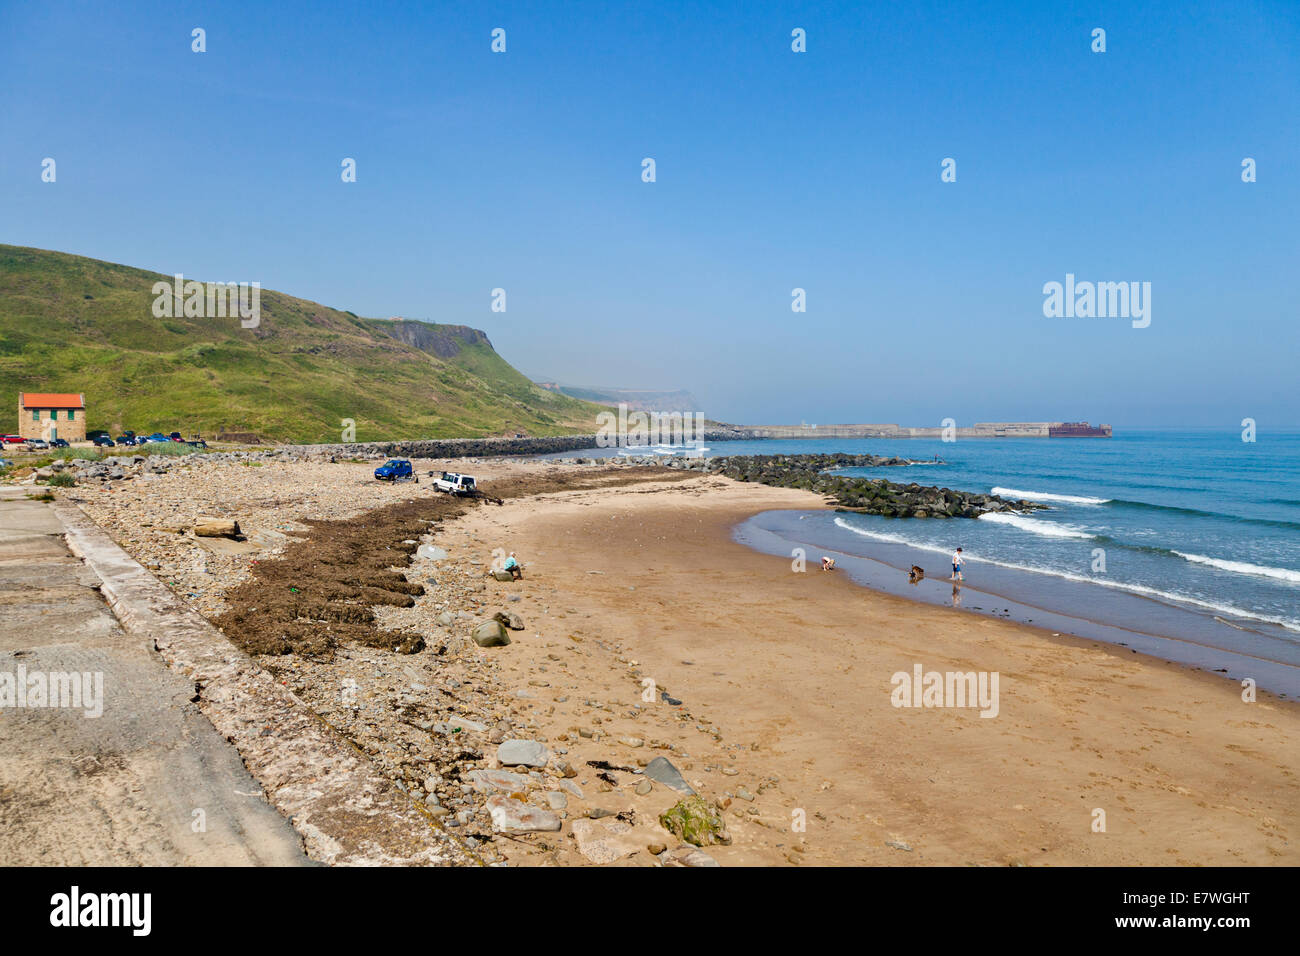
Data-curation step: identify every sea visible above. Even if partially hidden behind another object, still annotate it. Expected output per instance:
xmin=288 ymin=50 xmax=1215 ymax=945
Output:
xmin=549 ymin=430 xmax=1300 ymax=696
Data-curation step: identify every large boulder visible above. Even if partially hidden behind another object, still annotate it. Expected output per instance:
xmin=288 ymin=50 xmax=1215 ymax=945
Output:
xmin=471 ymin=619 xmax=511 ymax=647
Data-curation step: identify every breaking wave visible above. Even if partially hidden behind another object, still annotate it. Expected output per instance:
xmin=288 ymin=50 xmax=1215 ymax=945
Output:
xmin=992 ymin=486 xmax=1111 ymax=505
xmin=977 ymin=512 xmax=1098 ymax=539
xmin=1172 ymin=552 xmax=1300 ymax=584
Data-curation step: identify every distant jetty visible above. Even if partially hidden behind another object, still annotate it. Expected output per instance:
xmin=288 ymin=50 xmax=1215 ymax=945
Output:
xmin=712 ymin=422 xmax=1111 ymax=439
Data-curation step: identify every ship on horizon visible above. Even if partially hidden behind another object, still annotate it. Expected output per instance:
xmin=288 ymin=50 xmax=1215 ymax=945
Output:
xmin=1048 ymin=422 xmax=1112 ymax=438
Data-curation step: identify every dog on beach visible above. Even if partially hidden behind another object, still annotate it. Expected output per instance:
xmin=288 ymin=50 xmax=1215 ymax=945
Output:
xmin=908 ymin=565 xmax=925 ymax=583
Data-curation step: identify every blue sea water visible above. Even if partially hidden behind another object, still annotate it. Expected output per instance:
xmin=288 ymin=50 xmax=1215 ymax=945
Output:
xmin=803 ymin=430 xmax=1298 ymax=628
xmin=550 ymin=429 xmax=1300 ymax=693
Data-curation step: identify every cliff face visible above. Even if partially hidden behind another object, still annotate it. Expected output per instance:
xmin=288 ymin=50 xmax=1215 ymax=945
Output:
xmin=381 ymin=319 xmax=491 ymax=359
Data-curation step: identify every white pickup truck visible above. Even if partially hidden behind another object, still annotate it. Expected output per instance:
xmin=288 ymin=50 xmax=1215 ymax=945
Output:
xmin=433 ymin=472 xmax=478 ymax=495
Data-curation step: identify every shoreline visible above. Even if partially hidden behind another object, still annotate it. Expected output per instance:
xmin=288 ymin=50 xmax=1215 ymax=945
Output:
xmin=65 ymin=458 xmax=1300 ymax=865
xmin=735 ymin=509 xmax=1300 ymax=699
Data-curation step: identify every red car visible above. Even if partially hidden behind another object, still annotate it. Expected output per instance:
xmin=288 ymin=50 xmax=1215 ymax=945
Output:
xmin=1 ymin=435 xmax=25 ymax=445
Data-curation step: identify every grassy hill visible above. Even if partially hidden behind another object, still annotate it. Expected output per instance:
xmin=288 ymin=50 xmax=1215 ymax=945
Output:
xmin=0 ymin=245 xmax=602 ymax=443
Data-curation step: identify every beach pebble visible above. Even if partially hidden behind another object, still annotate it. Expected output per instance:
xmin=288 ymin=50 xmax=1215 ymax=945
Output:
xmin=464 ymin=769 xmax=530 ymax=794
xmin=486 ymin=795 xmax=561 ymax=833
xmin=496 ymin=739 xmax=550 ymax=768
xmin=661 ymin=845 xmax=721 ymax=867
xmin=492 ymin=610 xmax=525 ymax=630
xmin=570 ymin=819 xmax=641 ymax=864
xmin=643 ymin=756 xmax=695 ymax=795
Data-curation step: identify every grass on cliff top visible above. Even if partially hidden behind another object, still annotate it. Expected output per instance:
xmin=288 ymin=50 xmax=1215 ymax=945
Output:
xmin=0 ymin=244 xmax=605 ymax=443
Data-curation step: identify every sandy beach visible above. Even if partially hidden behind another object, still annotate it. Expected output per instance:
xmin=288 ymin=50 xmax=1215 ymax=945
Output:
xmin=454 ymin=469 xmax=1300 ymax=865
xmin=69 ymin=457 xmax=1300 ymax=865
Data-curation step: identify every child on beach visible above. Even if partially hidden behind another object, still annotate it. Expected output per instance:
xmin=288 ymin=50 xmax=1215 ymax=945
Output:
xmin=821 ymin=556 xmax=836 ymax=571
xmin=952 ymin=547 xmax=964 ymax=581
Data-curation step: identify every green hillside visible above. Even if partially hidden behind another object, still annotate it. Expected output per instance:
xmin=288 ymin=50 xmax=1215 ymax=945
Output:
xmin=0 ymin=245 xmax=602 ymax=442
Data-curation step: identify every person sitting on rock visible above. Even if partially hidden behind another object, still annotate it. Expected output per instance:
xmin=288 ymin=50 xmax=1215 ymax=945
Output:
xmin=504 ymin=551 xmax=523 ymax=580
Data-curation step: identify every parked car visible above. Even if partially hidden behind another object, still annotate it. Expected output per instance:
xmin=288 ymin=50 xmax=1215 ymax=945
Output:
xmin=50 ymin=438 xmax=70 ymax=448
xmin=146 ymin=433 xmax=169 ymax=443
xmin=186 ymin=439 xmax=208 ymax=449
xmin=25 ymin=439 xmax=49 ymax=451
xmin=113 ymin=436 xmax=131 ymax=446
xmin=169 ymin=432 xmax=184 ymax=442
xmin=433 ymin=472 xmax=478 ymax=495
xmin=1 ymin=435 xmax=24 ymax=445
xmin=374 ymin=459 xmax=417 ymax=482
xmin=95 ymin=436 xmax=117 ymax=447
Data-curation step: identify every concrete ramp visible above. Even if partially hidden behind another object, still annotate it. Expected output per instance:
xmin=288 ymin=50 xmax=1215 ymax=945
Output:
xmin=0 ymin=488 xmax=310 ymax=865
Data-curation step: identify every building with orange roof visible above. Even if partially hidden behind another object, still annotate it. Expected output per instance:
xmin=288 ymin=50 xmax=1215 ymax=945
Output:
xmin=18 ymin=393 xmax=86 ymax=441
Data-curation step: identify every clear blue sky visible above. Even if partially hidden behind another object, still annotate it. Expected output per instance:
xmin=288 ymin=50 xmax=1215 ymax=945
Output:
xmin=2 ymin=1 xmax=1297 ymax=427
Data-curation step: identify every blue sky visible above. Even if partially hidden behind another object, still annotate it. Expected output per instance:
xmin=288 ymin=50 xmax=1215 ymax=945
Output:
xmin=2 ymin=1 xmax=1297 ymax=427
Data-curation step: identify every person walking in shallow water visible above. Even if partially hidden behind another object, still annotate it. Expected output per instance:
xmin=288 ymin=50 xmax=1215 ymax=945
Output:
xmin=952 ymin=547 xmax=965 ymax=582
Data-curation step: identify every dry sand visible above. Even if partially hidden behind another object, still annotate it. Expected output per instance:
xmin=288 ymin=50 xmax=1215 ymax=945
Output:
xmin=456 ymin=471 xmax=1300 ymax=866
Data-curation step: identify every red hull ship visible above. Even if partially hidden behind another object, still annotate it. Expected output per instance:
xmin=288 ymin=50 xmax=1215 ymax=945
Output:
xmin=1049 ymin=422 xmax=1112 ymax=437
